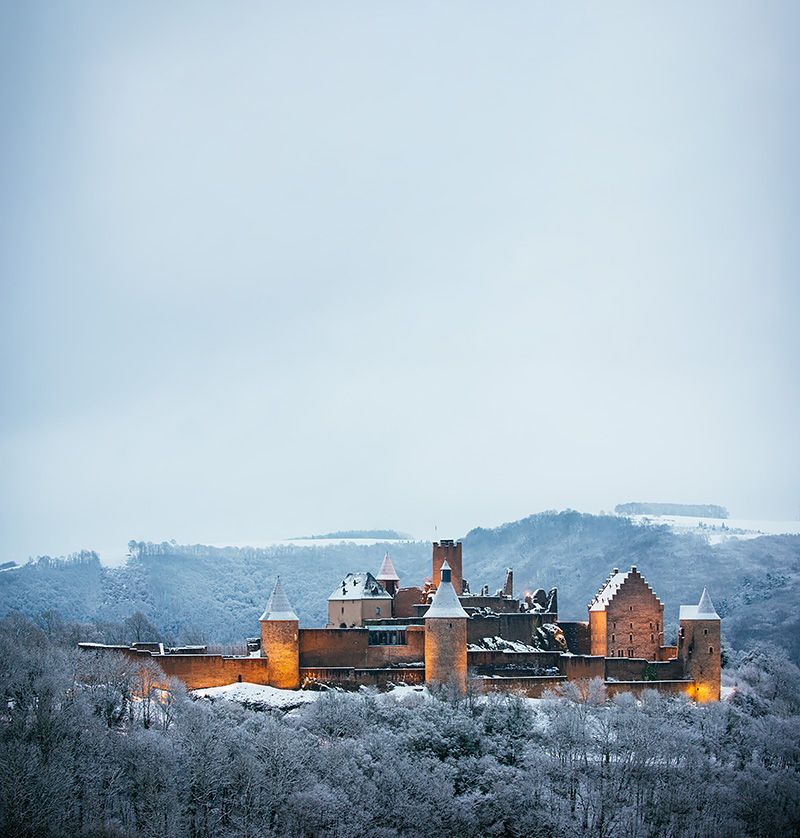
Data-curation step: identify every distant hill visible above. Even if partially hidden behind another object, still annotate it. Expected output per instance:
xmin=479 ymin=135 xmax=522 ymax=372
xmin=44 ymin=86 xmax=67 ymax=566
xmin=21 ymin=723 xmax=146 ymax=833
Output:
xmin=1 ymin=512 xmax=797 ymax=661
xmin=615 ymin=502 xmax=729 ymax=518
xmin=291 ymin=529 xmax=412 ymax=540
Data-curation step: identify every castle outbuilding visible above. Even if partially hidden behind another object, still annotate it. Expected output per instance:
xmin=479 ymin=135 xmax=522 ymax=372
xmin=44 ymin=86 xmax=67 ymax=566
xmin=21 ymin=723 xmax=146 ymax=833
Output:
xmin=327 ymin=571 xmax=393 ymax=627
xmin=259 ymin=578 xmax=300 ymax=689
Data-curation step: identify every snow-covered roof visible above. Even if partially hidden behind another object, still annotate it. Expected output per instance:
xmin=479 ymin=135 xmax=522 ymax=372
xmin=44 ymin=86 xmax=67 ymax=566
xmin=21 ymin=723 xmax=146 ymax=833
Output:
xmin=260 ymin=578 xmax=299 ymax=621
xmin=376 ymin=552 xmax=400 ymax=581
xmin=328 ymin=572 xmax=393 ymax=601
xmin=589 ymin=570 xmax=629 ymax=611
xmin=425 ymin=561 xmax=469 ymax=619
xmin=679 ymin=588 xmax=720 ymax=621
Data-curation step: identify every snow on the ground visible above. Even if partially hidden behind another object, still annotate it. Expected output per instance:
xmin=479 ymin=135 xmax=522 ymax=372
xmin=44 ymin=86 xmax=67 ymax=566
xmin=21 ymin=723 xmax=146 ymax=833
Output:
xmin=194 ymin=682 xmax=321 ymax=710
xmin=626 ymin=514 xmax=800 ymax=544
xmin=193 ymin=680 xmax=431 ymax=711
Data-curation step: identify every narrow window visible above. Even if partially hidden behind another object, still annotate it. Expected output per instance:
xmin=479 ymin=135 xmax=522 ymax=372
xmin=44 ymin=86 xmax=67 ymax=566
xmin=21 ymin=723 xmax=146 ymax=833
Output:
xmin=629 ymin=634 xmax=633 ymax=643
xmin=703 ymin=628 xmax=708 ymax=636
xmin=649 ymin=622 xmax=653 ymax=629
xmin=650 ymin=633 xmax=654 ymax=642
xmin=341 ymin=606 xmax=344 ymax=614
xmin=709 ymin=647 xmax=714 ymax=655
xmin=629 ymin=606 xmax=633 ymax=612
xmin=376 ymin=606 xmax=381 ymax=616
xmin=630 ymin=622 xmax=633 ymax=629
xmin=611 ymin=634 xmax=615 ymax=642
xmin=656 ymin=622 xmax=659 ymax=632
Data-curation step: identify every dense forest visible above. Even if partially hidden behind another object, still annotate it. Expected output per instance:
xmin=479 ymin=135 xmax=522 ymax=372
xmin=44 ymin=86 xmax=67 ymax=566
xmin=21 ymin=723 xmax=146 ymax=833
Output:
xmin=0 ymin=613 xmax=798 ymax=837
xmin=1 ymin=512 xmax=798 ymax=660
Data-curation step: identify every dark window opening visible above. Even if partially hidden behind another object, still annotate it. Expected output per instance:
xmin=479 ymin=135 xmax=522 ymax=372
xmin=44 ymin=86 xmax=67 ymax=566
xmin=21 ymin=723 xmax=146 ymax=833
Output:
xmin=368 ymin=629 xmax=408 ymax=647
xmin=709 ymin=646 xmax=714 ymax=655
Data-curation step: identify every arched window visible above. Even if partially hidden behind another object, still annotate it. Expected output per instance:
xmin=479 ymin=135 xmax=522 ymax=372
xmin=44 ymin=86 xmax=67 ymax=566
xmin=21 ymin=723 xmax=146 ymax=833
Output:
xmin=709 ymin=646 xmax=714 ymax=655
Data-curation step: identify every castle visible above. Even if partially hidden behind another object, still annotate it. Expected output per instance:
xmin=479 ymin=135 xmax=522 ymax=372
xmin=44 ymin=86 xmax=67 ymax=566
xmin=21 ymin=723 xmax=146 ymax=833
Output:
xmin=80 ymin=540 xmax=721 ymax=701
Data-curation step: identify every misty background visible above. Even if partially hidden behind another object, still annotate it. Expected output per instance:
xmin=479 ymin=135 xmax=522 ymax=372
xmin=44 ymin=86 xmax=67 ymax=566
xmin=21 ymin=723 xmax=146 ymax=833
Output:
xmin=1 ymin=2 xmax=799 ymax=566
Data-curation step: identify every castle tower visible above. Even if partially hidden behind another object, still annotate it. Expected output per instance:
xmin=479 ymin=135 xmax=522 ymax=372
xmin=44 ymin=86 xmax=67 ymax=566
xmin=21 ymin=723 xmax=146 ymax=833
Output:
xmin=678 ymin=588 xmax=721 ymax=702
xmin=424 ymin=560 xmax=469 ymax=693
xmin=376 ymin=552 xmax=400 ymax=596
xmin=432 ymin=540 xmax=463 ymax=595
xmin=259 ymin=578 xmax=300 ymax=689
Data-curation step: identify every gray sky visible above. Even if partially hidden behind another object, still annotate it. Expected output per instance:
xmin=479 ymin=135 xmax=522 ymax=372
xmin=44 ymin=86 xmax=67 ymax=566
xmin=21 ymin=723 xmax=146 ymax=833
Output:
xmin=1 ymin=2 xmax=798 ymax=564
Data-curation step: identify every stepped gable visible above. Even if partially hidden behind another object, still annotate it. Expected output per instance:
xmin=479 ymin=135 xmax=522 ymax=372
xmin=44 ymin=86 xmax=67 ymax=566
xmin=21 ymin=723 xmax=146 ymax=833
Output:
xmin=376 ymin=552 xmax=399 ymax=582
xmin=260 ymin=578 xmax=298 ymax=622
xmin=589 ymin=565 xmax=663 ymax=611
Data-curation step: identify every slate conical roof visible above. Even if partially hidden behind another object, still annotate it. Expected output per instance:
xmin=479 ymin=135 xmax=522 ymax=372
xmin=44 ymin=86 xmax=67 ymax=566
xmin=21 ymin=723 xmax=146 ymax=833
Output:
xmin=696 ymin=587 xmax=719 ymax=618
xmin=426 ymin=561 xmax=468 ymax=619
xmin=260 ymin=578 xmax=299 ymax=621
xmin=679 ymin=587 xmax=720 ymax=621
xmin=376 ymin=552 xmax=400 ymax=582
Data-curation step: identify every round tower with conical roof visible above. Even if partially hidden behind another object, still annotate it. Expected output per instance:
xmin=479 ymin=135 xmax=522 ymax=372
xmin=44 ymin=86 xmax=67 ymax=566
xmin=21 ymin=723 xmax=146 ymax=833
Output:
xmin=678 ymin=587 xmax=721 ymax=702
xmin=424 ymin=560 xmax=469 ymax=693
xmin=260 ymin=578 xmax=300 ymax=689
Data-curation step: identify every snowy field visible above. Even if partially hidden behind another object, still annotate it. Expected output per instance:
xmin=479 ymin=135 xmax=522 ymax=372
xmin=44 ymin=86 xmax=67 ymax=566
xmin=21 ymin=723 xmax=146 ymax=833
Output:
xmin=625 ymin=514 xmax=800 ymax=544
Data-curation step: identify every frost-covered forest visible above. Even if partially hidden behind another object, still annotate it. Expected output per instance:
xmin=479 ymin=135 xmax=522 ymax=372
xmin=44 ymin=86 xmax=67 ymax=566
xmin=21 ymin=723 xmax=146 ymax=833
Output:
xmin=1 ymin=512 xmax=798 ymax=661
xmin=0 ymin=613 xmax=798 ymax=837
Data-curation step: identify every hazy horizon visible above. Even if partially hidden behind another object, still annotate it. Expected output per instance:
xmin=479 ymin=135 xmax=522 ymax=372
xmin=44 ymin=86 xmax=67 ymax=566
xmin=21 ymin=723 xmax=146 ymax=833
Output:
xmin=2 ymin=3 xmax=799 ymax=566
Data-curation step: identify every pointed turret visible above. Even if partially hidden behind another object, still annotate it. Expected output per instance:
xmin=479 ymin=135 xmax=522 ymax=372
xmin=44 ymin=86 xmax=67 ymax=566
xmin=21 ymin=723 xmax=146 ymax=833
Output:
xmin=259 ymin=578 xmax=300 ymax=689
xmin=376 ymin=552 xmax=400 ymax=596
xmin=426 ymin=561 xmax=468 ymax=618
xmin=696 ymin=588 xmax=719 ymax=618
xmin=260 ymin=577 xmax=299 ymax=621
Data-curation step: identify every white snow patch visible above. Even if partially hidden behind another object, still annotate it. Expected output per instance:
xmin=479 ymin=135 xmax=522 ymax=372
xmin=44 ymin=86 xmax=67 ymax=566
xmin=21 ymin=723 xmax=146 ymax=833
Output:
xmin=626 ymin=514 xmax=800 ymax=543
xmin=194 ymin=682 xmax=320 ymax=710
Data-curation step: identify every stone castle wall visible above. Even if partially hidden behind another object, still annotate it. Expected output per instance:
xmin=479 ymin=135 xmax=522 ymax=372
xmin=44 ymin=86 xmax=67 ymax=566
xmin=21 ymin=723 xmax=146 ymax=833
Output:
xmin=299 ymin=626 xmax=424 ymax=669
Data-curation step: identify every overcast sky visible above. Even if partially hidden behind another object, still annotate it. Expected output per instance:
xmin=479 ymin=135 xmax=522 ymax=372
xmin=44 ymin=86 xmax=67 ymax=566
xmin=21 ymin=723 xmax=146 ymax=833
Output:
xmin=1 ymin=2 xmax=798 ymax=564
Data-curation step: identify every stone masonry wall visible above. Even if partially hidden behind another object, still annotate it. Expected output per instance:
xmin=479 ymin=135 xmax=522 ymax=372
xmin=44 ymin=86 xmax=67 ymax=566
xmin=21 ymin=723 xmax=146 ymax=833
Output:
xmin=604 ymin=569 xmax=664 ymax=660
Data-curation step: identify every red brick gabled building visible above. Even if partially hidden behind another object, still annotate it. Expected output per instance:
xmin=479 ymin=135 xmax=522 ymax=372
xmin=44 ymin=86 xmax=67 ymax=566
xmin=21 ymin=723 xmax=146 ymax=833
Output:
xmin=589 ymin=566 xmax=664 ymax=659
